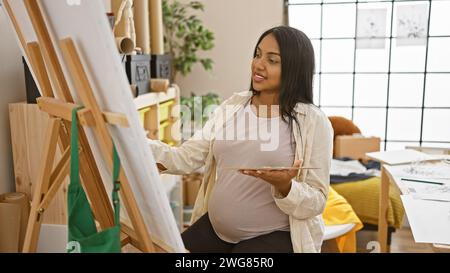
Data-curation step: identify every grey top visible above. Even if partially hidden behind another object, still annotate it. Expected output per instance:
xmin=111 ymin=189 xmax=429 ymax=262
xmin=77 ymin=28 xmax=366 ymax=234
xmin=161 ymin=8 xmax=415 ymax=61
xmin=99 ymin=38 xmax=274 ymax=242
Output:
xmin=209 ymin=101 xmax=295 ymax=243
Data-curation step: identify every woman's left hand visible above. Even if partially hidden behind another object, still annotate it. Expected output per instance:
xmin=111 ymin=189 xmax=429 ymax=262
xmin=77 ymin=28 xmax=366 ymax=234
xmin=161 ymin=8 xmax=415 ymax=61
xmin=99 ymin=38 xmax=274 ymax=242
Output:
xmin=240 ymin=160 xmax=302 ymax=197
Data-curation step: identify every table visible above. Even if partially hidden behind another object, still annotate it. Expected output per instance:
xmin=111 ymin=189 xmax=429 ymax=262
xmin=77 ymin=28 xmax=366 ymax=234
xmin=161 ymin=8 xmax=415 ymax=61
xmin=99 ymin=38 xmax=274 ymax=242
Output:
xmin=375 ymin=156 xmax=450 ymax=253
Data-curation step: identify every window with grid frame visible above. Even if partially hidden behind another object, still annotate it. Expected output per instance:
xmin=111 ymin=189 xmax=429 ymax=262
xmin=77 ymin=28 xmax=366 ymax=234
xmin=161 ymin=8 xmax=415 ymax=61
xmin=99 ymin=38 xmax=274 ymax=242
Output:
xmin=287 ymin=0 xmax=450 ymax=151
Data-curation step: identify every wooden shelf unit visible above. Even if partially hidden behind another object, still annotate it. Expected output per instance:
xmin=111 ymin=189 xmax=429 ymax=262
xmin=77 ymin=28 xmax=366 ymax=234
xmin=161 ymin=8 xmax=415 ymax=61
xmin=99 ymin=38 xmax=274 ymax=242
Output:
xmin=134 ymin=87 xmax=183 ymax=231
xmin=134 ymin=86 xmax=180 ymax=146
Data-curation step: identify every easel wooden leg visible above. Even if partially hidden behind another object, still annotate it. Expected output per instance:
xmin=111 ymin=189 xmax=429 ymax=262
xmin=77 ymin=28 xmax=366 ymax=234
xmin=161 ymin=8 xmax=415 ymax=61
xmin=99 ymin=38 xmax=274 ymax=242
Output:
xmin=59 ymin=38 xmax=156 ymax=253
xmin=77 ymin=136 xmax=116 ymax=228
xmin=39 ymin=147 xmax=71 ymax=211
xmin=24 ymin=0 xmax=72 ymax=101
xmin=26 ymin=42 xmax=53 ymax=97
xmin=378 ymin=166 xmax=390 ymax=253
xmin=22 ymin=118 xmax=61 ymax=253
xmin=23 ymin=0 xmax=116 ymax=231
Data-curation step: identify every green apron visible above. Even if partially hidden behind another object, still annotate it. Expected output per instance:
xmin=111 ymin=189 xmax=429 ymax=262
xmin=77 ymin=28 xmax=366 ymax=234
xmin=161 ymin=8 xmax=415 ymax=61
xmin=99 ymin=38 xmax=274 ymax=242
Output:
xmin=67 ymin=106 xmax=121 ymax=253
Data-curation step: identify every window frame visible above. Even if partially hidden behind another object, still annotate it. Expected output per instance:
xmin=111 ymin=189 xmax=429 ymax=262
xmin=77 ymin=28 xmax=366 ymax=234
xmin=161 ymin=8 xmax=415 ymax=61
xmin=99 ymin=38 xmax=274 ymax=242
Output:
xmin=287 ymin=0 xmax=450 ymax=150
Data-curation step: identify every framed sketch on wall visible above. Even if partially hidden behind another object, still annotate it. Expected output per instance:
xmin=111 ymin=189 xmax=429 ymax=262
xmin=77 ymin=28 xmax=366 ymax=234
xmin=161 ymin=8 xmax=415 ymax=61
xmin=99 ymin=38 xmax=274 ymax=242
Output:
xmin=357 ymin=8 xmax=388 ymax=49
xmin=396 ymin=4 xmax=428 ymax=47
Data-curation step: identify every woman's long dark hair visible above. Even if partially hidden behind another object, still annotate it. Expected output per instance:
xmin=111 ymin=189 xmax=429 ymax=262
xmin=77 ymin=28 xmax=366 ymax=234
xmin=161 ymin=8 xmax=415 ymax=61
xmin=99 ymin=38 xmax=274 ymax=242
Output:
xmin=250 ymin=26 xmax=315 ymax=143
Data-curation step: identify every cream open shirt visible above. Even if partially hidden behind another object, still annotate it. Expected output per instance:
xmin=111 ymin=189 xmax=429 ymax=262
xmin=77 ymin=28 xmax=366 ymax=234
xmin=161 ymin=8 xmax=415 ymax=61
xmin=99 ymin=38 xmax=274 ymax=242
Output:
xmin=149 ymin=91 xmax=333 ymax=253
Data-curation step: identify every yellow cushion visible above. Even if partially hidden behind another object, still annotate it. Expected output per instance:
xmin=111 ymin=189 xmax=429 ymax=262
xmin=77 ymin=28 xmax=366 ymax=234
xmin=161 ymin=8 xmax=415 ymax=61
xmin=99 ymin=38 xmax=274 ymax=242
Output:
xmin=323 ymin=187 xmax=364 ymax=253
xmin=331 ymin=177 xmax=405 ymax=229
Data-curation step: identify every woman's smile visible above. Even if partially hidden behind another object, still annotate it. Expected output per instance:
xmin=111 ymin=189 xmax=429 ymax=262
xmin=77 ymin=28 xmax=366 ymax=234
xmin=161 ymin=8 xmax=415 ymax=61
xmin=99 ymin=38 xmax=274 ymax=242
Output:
xmin=253 ymin=73 xmax=266 ymax=83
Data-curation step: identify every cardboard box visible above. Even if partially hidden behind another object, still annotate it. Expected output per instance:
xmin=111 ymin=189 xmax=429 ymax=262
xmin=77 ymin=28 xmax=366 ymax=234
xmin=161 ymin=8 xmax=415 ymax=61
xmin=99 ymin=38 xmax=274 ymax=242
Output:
xmin=0 ymin=192 xmax=30 ymax=253
xmin=0 ymin=203 xmax=20 ymax=253
xmin=334 ymin=135 xmax=381 ymax=160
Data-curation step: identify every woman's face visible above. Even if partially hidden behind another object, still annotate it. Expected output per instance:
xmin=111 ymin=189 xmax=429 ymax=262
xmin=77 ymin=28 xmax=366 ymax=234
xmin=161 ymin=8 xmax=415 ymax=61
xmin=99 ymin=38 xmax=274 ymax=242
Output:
xmin=251 ymin=34 xmax=282 ymax=94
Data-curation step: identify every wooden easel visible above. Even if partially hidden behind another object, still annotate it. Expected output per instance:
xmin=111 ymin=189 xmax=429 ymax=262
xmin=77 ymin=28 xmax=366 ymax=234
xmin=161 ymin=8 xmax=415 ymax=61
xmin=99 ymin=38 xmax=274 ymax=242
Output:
xmin=3 ymin=0 xmax=173 ymax=253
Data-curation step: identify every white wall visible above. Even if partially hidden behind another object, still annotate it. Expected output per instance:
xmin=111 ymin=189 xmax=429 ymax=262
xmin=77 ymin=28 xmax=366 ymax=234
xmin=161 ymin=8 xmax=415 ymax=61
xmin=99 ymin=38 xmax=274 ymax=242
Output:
xmin=0 ymin=9 xmax=26 ymax=194
xmin=175 ymin=0 xmax=285 ymax=99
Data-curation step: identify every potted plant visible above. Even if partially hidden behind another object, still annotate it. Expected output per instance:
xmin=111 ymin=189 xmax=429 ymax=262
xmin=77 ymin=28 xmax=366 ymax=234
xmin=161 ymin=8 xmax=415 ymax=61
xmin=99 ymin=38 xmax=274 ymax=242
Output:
xmin=162 ymin=0 xmax=215 ymax=82
xmin=179 ymin=92 xmax=221 ymax=140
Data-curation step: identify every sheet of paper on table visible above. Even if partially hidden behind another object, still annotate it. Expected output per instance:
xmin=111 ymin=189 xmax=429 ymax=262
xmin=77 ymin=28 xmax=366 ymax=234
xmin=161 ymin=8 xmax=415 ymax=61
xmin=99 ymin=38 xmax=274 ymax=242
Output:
xmin=412 ymin=193 xmax=450 ymax=202
xmin=405 ymin=182 xmax=450 ymax=202
xmin=401 ymin=195 xmax=450 ymax=245
xmin=366 ymin=149 xmax=433 ymax=165
xmin=385 ymin=162 xmax=450 ymax=184
xmin=384 ymin=163 xmax=450 ymax=201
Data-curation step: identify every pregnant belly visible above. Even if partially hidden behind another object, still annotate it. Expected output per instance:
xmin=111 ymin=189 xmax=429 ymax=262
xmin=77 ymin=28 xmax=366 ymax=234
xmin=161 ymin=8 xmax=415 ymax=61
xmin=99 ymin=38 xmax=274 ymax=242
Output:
xmin=208 ymin=182 xmax=289 ymax=243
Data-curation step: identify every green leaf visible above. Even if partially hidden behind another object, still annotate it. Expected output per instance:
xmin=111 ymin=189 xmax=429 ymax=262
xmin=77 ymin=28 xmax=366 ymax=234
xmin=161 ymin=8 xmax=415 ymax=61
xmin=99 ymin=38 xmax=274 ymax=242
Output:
xmin=200 ymin=59 xmax=213 ymax=71
xmin=162 ymin=0 xmax=214 ymax=78
xmin=190 ymin=1 xmax=204 ymax=11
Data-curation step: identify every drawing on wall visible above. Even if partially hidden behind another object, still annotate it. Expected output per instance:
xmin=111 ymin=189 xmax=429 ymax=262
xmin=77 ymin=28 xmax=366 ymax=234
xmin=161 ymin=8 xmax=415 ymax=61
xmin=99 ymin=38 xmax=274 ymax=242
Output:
xmin=357 ymin=8 xmax=387 ymax=49
xmin=396 ymin=4 xmax=428 ymax=46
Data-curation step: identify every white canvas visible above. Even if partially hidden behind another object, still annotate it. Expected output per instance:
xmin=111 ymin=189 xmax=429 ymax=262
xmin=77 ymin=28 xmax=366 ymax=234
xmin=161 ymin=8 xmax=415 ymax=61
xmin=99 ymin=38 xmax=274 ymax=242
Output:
xmin=1 ymin=0 xmax=185 ymax=252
